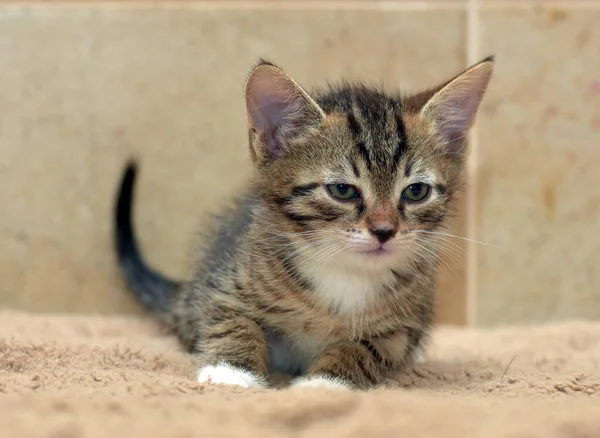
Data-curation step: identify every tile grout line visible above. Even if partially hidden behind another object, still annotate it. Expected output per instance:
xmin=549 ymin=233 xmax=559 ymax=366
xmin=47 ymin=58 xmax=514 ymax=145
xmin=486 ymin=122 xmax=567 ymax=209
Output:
xmin=476 ymin=0 xmax=600 ymax=9
xmin=0 ymin=1 xmax=469 ymax=10
xmin=465 ymin=0 xmax=479 ymax=327
xmin=2 ymin=0 xmax=599 ymax=6
xmin=0 ymin=0 xmax=596 ymax=5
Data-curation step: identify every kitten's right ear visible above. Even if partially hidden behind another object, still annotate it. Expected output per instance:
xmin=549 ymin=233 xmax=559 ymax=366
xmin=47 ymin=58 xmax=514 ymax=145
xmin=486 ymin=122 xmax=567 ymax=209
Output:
xmin=420 ymin=56 xmax=494 ymax=153
xmin=245 ymin=61 xmax=325 ymax=161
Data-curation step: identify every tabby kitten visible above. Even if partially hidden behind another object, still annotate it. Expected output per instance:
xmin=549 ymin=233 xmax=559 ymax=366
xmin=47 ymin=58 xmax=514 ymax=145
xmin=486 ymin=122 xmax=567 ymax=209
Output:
xmin=114 ymin=57 xmax=494 ymax=390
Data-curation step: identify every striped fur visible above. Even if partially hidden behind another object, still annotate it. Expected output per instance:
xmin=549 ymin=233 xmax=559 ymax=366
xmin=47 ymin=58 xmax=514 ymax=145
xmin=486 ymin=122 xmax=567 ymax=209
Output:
xmin=114 ymin=57 xmax=494 ymax=390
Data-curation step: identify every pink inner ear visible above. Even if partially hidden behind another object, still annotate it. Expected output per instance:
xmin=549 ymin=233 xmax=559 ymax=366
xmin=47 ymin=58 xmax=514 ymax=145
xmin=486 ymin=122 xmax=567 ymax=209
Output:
xmin=426 ymin=63 xmax=493 ymax=151
xmin=246 ymin=67 xmax=322 ymax=159
xmin=247 ymin=73 xmax=294 ymax=133
xmin=246 ymin=71 xmax=299 ymax=158
xmin=247 ymin=88 xmax=292 ymax=158
xmin=438 ymin=89 xmax=482 ymax=148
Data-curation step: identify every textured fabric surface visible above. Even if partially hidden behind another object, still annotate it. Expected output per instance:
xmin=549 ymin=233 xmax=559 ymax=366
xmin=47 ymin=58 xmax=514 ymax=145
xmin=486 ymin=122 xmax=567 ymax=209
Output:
xmin=1 ymin=311 xmax=599 ymax=438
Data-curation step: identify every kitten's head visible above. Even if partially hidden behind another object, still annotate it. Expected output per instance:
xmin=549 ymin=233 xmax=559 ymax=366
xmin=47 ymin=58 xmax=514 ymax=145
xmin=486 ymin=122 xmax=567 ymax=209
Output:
xmin=245 ymin=58 xmax=493 ymax=273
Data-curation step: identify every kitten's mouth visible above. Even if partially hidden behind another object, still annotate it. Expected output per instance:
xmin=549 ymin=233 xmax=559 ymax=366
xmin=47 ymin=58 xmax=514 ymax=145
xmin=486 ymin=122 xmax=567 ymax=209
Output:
xmin=360 ymin=246 xmax=390 ymax=256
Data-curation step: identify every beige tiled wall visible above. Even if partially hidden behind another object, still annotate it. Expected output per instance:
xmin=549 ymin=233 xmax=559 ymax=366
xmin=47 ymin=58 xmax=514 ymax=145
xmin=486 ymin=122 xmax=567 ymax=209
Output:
xmin=474 ymin=4 xmax=600 ymax=325
xmin=0 ymin=2 xmax=468 ymax=323
xmin=0 ymin=1 xmax=598 ymax=326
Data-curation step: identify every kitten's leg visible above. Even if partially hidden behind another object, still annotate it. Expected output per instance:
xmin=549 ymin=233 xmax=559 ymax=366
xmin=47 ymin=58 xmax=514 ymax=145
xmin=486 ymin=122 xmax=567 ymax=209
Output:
xmin=291 ymin=342 xmax=382 ymax=390
xmin=292 ymin=330 xmax=414 ymax=390
xmin=411 ymin=344 xmax=426 ymax=364
xmin=196 ymin=316 xmax=269 ymax=389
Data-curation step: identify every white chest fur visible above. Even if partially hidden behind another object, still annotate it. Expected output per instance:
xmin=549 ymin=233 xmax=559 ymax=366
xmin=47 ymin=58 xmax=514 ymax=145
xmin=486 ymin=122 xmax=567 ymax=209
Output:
xmin=299 ymin=259 xmax=396 ymax=315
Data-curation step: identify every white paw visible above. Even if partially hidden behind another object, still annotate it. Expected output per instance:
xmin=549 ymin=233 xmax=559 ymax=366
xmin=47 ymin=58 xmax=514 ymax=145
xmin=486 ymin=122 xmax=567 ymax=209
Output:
xmin=412 ymin=346 xmax=426 ymax=364
xmin=292 ymin=375 xmax=352 ymax=390
xmin=197 ymin=362 xmax=265 ymax=388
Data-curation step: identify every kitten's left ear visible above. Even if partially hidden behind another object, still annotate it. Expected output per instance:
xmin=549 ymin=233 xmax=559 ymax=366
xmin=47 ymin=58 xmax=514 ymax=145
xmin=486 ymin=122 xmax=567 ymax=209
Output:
xmin=420 ymin=56 xmax=494 ymax=152
xmin=245 ymin=60 xmax=325 ymax=161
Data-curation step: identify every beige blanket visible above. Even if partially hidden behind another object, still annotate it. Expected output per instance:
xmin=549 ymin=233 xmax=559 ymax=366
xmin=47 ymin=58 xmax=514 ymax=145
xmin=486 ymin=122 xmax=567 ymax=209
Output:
xmin=1 ymin=311 xmax=599 ymax=437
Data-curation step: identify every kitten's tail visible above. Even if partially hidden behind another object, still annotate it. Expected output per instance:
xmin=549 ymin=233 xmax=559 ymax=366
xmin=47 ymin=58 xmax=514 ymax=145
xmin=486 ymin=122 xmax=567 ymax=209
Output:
xmin=114 ymin=161 xmax=180 ymax=314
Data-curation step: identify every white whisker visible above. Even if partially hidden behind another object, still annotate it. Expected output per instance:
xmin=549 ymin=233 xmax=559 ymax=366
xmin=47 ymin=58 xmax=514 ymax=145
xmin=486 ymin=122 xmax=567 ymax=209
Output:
xmin=411 ymin=240 xmax=457 ymax=277
xmin=405 ymin=229 xmax=493 ymax=247
xmin=301 ymin=240 xmax=346 ymax=269
xmin=280 ymin=236 xmax=340 ymax=263
xmin=434 ymin=241 xmax=465 ymax=268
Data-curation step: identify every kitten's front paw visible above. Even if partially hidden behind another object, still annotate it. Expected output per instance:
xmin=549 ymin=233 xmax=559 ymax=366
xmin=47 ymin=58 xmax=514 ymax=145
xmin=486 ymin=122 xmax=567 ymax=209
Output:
xmin=292 ymin=375 xmax=352 ymax=390
xmin=197 ymin=362 xmax=265 ymax=388
xmin=412 ymin=346 xmax=426 ymax=364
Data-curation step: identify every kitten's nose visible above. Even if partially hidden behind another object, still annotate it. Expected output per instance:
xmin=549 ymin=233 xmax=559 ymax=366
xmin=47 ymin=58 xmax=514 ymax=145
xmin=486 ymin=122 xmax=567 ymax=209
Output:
xmin=369 ymin=227 xmax=396 ymax=244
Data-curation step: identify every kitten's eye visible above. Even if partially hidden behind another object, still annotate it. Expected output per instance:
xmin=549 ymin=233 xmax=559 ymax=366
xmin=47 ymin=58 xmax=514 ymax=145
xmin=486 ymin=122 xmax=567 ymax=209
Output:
xmin=402 ymin=183 xmax=431 ymax=202
xmin=326 ymin=184 xmax=360 ymax=201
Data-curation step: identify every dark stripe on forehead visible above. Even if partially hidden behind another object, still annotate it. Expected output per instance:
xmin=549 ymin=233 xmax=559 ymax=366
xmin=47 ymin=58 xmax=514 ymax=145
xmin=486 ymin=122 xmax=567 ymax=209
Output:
xmin=393 ymin=114 xmax=408 ymax=164
xmin=393 ymin=143 xmax=404 ymax=166
xmin=405 ymin=160 xmax=414 ymax=178
xmin=353 ymin=88 xmax=384 ymax=124
xmin=356 ymin=141 xmax=373 ymax=172
xmin=350 ymin=159 xmax=361 ymax=178
xmin=346 ymin=112 xmax=362 ymax=138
